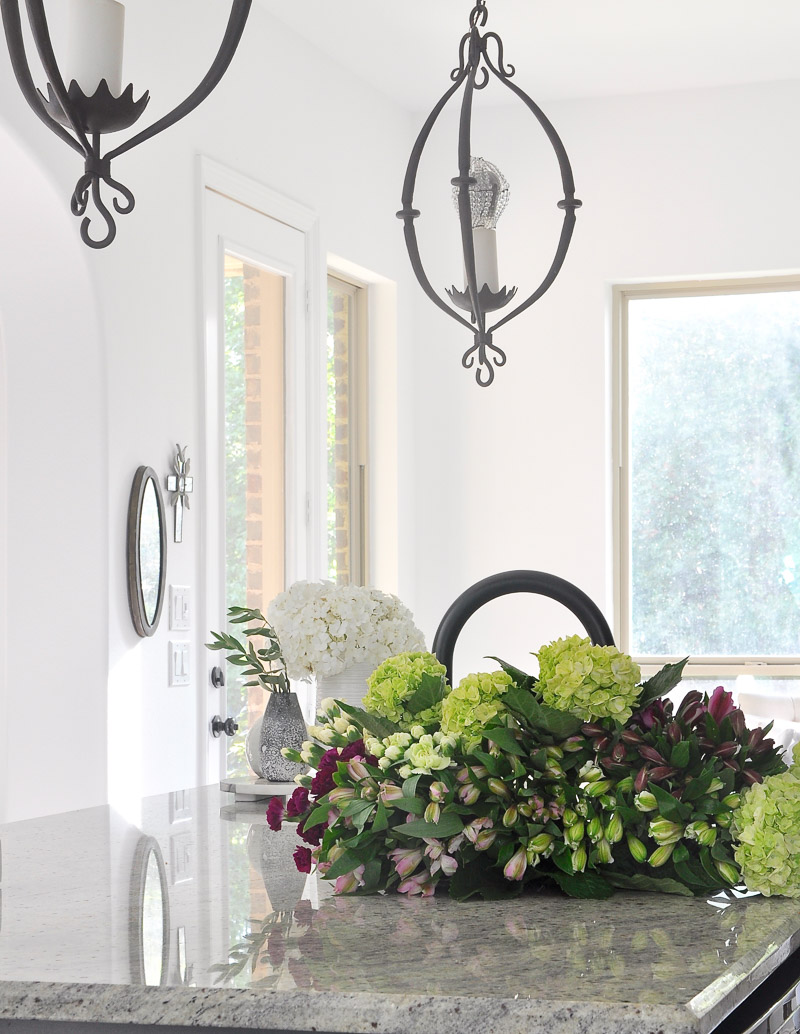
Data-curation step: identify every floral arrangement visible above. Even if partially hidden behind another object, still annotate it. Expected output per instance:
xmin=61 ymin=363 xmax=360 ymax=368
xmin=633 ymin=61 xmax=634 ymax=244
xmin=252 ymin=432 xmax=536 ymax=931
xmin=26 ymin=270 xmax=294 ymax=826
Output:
xmin=207 ymin=607 xmax=289 ymax=692
xmin=269 ymin=635 xmax=800 ymax=901
xmin=267 ymin=581 xmax=425 ymax=680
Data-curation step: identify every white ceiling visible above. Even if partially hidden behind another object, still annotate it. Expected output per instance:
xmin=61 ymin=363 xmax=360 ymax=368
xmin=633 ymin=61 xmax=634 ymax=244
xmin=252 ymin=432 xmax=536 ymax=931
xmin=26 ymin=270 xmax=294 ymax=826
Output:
xmin=255 ymin=0 xmax=800 ymax=110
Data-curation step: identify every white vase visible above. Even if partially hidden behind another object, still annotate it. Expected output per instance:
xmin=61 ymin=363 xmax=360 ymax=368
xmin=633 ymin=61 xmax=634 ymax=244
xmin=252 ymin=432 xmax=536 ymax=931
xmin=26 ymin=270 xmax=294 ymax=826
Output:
xmin=315 ymin=659 xmax=375 ymax=715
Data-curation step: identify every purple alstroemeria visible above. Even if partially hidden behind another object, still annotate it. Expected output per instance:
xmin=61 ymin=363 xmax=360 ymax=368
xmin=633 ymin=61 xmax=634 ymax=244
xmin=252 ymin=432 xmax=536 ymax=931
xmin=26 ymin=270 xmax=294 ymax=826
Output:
xmin=708 ymin=686 xmax=736 ymax=724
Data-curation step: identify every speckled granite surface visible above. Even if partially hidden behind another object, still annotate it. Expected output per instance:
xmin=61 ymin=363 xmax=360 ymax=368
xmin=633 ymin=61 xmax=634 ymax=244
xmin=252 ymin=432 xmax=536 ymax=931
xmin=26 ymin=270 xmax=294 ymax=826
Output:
xmin=0 ymin=786 xmax=796 ymax=1033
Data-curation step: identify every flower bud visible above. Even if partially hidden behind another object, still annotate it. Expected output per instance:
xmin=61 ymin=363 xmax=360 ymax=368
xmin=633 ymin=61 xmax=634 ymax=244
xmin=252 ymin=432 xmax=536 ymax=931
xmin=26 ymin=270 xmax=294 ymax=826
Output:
xmin=579 ymin=762 xmax=603 ymax=782
xmin=346 ymin=760 xmax=370 ymax=782
xmin=626 ymin=834 xmax=648 ymax=863
xmin=634 ymin=766 xmax=651 ymax=793
xmin=587 ymin=816 xmax=604 ymax=842
xmin=565 ymin=820 xmax=585 ymax=846
xmin=398 ymin=765 xmax=412 ymax=780
xmin=634 ymin=790 xmax=658 ymax=812
xmin=715 ymin=860 xmax=739 ymax=885
xmin=474 ymin=829 xmax=497 ymax=851
xmin=424 ymin=802 xmax=441 ymax=824
xmin=595 ymin=838 xmax=614 ymax=864
xmin=333 ymin=716 xmax=351 ymax=736
xmin=723 ymin=793 xmax=741 ymax=809
xmin=361 ymin=783 xmax=378 ymax=801
xmin=546 ymin=745 xmax=564 ymax=760
xmin=572 ymin=844 xmax=588 ymax=872
xmin=384 ymin=745 xmax=403 ymax=761
xmin=615 ymin=776 xmax=634 ymax=793
xmin=698 ymin=827 xmax=717 ymax=847
xmin=518 ymin=803 xmax=533 ymax=818
xmin=649 ymin=818 xmax=684 ymax=845
xmin=611 ymin=742 xmax=626 ymax=763
xmin=328 ymin=787 xmax=356 ymax=804
xmin=504 ymin=847 xmax=528 ymax=881
xmin=379 ymin=782 xmax=403 ymax=804
xmin=563 ymin=808 xmax=579 ymax=827
xmin=605 ymin=813 xmax=624 ymax=844
xmin=318 ymin=697 xmax=338 ymax=716
xmin=527 ymin=833 xmax=554 ymax=857
xmin=458 ymin=784 xmax=480 ymax=806
xmin=648 ymin=843 xmax=675 ymax=867
xmin=429 ymin=781 xmax=448 ymax=802
xmin=716 ymin=811 xmax=733 ymax=828
xmin=563 ymin=735 xmax=584 ymax=752
xmin=586 ymin=779 xmax=614 ymax=798
xmin=410 ymin=725 xmax=425 ymax=740
xmin=488 ymin=778 xmax=511 ymax=799
xmin=503 ymin=805 xmax=519 ymax=828
xmin=666 ymin=721 xmax=683 ymax=745
xmin=684 ymin=820 xmax=710 ymax=840
xmin=599 ymin=795 xmax=617 ymax=811
xmin=621 ymin=729 xmax=643 ymax=745
xmin=378 ymin=756 xmax=392 ymax=771
xmin=707 ymin=778 xmax=724 ymax=794
xmin=544 ymin=762 xmax=565 ymax=779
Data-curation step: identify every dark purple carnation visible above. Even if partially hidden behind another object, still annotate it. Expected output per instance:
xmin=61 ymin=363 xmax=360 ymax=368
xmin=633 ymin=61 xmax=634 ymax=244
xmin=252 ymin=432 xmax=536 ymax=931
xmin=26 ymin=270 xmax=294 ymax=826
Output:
xmin=293 ymin=846 xmax=313 ymax=873
xmin=287 ymin=786 xmax=310 ymax=817
xmin=266 ymin=796 xmax=284 ymax=832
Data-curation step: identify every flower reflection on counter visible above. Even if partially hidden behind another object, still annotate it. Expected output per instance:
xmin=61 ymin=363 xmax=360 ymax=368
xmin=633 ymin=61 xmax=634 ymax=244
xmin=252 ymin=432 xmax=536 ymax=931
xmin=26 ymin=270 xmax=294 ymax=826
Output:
xmin=207 ymin=875 xmax=797 ymax=1003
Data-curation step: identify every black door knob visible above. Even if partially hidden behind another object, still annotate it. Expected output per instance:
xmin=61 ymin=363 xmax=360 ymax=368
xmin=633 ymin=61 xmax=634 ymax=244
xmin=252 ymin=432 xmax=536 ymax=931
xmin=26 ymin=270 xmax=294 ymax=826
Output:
xmin=210 ymin=666 xmax=225 ymax=688
xmin=211 ymin=715 xmax=238 ymax=738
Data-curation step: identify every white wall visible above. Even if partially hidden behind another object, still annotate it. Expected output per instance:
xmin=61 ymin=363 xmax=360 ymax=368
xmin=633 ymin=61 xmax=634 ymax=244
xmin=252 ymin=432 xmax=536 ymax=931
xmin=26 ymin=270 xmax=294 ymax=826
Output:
xmin=3 ymin=0 xmax=800 ymax=819
xmin=408 ymin=81 xmax=800 ymax=681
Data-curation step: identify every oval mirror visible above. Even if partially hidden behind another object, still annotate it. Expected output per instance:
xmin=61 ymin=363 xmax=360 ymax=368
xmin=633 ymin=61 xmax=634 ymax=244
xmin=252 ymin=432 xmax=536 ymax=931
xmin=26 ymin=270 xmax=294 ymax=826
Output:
xmin=127 ymin=466 xmax=167 ymax=637
xmin=129 ymin=835 xmax=170 ymax=986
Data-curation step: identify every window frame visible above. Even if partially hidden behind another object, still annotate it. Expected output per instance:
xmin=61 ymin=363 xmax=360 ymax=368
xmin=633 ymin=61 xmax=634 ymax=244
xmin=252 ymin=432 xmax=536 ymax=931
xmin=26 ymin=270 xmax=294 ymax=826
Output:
xmin=326 ymin=270 xmax=369 ymax=586
xmin=612 ymin=273 xmax=800 ymax=679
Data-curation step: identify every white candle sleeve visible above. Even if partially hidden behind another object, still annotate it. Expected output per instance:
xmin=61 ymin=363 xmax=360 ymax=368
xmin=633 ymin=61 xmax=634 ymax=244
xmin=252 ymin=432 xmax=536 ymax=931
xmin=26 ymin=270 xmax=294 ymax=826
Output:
xmin=471 ymin=227 xmax=500 ymax=293
xmin=64 ymin=0 xmax=125 ymax=97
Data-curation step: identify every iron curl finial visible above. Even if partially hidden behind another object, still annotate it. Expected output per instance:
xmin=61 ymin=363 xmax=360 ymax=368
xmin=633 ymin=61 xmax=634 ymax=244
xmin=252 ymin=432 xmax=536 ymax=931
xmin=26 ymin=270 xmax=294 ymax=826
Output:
xmin=469 ymin=1 xmax=488 ymax=29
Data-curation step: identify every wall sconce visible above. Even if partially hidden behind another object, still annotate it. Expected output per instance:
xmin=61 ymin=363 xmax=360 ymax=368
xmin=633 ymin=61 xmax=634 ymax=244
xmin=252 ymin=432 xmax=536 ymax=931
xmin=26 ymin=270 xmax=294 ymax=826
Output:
xmin=0 ymin=0 xmax=251 ymax=249
xmin=397 ymin=0 xmax=581 ymax=386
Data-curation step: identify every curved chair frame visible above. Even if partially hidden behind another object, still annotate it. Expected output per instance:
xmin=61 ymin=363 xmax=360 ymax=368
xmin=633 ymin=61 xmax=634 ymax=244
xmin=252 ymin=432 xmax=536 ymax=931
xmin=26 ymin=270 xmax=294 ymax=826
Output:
xmin=432 ymin=570 xmax=614 ymax=684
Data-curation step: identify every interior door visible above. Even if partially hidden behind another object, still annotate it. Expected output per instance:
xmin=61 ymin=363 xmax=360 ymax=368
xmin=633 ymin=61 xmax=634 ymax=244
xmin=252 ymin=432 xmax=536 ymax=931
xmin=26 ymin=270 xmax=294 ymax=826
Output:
xmin=202 ymin=188 xmax=310 ymax=783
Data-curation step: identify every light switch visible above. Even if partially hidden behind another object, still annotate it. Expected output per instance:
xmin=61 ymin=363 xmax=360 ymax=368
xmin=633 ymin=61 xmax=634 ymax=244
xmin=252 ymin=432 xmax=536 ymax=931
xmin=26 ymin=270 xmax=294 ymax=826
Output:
xmin=169 ymin=641 xmax=190 ymax=686
xmin=169 ymin=585 xmax=191 ymax=630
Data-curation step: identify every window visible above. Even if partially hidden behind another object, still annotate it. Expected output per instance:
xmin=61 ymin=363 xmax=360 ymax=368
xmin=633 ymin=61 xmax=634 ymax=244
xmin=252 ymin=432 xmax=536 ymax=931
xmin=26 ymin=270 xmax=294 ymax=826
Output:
xmin=615 ymin=277 xmax=800 ymax=683
xmin=326 ymin=273 xmax=368 ymax=585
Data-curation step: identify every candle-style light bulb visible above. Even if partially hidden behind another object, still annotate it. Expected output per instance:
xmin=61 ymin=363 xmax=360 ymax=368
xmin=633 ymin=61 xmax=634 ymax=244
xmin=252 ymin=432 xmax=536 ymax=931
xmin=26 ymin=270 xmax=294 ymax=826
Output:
xmin=63 ymin=0 xmax=125 ymax=97
xmin=452 ymin=156 xmax=510 ymax=292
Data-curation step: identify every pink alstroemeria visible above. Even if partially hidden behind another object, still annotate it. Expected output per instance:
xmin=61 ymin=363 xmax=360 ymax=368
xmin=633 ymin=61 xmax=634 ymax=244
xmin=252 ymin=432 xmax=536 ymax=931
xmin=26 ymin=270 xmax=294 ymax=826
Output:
xmin=503 ymin=847 xmax=528 ymax=882
xmin=389 ymin=846 xmax=424 ymax=878
xmin=437 ymin=853 xmax=458 ymax=877
xmin=379 ymin=782 xmax=404 ymax=804
xmin=708 ymin=686 xmax=736 ymax=724
xmin=464 ymin=817 xmax=493 ymax=843
xmin=334 ymin=865 xmax=365 ymax=895
xmin=346 ymin=759 xmax=370 ymax=782
xmin=474 ymin=830 xmax=497 ymax=852
xmin=398 ymin=872 xmax=436 ymax=897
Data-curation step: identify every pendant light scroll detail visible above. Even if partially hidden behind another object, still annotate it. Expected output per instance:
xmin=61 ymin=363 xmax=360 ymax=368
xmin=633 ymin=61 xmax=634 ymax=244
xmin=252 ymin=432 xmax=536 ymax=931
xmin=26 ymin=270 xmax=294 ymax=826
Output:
xmin=397 ymin=0 xmax=582 ymax=386
xmin=0 ymin=0 xmax=252 ymax=249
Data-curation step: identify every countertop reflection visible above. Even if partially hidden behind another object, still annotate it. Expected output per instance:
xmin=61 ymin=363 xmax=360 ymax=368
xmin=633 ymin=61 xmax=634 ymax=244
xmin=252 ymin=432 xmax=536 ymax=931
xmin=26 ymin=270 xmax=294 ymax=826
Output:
xmin=0 ymin=785 xmax=797 ymax=1034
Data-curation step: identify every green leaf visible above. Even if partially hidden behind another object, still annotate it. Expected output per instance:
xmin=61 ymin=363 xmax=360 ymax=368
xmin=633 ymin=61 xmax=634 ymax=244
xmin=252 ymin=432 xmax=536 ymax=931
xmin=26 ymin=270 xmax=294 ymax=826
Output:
xmin=325 ymin=849 xmax=364 ymax=881
xmin=341 ymin=798 xmax=375 ymax=832
xmin=305 ymin=803 xmax=331 ymax=828
xmin=551 ymin=843 xmax=575 ymax=875
xmin=550 ymin=871 xmax=614 ymax=899
xmin=404 ymin=671 xmax=447 ymax=716
xmin=336 ymin=703 xmax=399 ymax=740
xmin=683 ymin=769 xmax=715 ymax=802
xmin=372 ymin=801 xmax=388 ymax=832
xmin=359 ymin=858 xmax=383 ymax=893
xmin=393 ymin=797 xmax=425 ymax=815
xmin=486 ymin=657 xmax=537 ymax=690
xmin=670 ymin=741 xmax=691 ymax=768
xmin=606 ymin=872 xmax=694 ymax=897
xmin=484 ymin=726 xmax=526 ymax=756
xmin=402 ymin=773 xmax=422 ymax=798
xmin=448 ymin=853 xmax=524 ymax=901
xmin=500 ymin=685 xmax=540 ymax=724
xmin=396 ymin=814 xmax=464 ymax=839
xmin=638 ymin=658 xmax=689 ymax=708
xmin=648 ymin=782 xmax=691 ymax=822
xmin=472 ymin=749 xmax=502 ymax=777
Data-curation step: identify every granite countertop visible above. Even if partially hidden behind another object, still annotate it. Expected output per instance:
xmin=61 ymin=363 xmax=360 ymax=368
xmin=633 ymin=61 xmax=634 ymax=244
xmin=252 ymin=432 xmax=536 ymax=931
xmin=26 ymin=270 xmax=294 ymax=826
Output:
xmin=0 ymin=785 xmax=797 ymax=1034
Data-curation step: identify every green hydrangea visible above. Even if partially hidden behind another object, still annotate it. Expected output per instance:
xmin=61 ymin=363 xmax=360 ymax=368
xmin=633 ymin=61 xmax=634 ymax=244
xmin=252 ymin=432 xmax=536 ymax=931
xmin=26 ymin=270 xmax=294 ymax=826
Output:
xmin=536 ymin=635 xmax=642 ymax=723
xmin=363 ymin=652 xmax=447 ymax=727
xmin=733 ymin=742 xmax=800 ymax=898
xmin=441 ymin=670 xmax=513 ymax=747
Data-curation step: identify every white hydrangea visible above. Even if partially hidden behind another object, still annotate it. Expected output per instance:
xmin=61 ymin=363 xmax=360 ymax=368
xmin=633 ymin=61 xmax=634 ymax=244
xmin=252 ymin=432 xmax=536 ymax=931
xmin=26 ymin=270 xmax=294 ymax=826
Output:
xmin=268 ymin=581 xmax=426 ymax=679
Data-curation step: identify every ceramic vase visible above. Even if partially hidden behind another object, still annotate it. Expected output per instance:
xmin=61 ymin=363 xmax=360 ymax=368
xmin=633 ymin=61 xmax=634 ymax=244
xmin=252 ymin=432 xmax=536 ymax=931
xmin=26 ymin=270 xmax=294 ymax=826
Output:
xmin=315 ymin=659 xmax=374 ymax=715
xmin=245 ymin=691 xmax=307 ymax=782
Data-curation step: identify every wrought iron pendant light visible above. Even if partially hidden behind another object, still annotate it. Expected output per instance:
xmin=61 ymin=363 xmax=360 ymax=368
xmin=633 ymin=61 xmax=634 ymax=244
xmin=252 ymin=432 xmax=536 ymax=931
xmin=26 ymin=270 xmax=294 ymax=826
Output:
xmin=397 ymin=0 xmax=581 ymax=386
xmin=1 ymin=0 xmax=251 ymax=249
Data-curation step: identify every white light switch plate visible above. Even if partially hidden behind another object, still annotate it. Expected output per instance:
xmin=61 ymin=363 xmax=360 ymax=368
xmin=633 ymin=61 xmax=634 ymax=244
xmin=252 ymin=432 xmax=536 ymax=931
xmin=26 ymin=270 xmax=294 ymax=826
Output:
xmin=169 ymin=585 xmax=191 ymax=630
xmin=169 ymin=641 xmax=190 ymax=686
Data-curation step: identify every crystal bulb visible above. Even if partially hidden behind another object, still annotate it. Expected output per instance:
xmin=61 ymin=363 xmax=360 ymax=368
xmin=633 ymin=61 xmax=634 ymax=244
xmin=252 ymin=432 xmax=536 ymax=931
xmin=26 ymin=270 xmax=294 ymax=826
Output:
xmin=452 ymin=156 xmax=510 ymax=229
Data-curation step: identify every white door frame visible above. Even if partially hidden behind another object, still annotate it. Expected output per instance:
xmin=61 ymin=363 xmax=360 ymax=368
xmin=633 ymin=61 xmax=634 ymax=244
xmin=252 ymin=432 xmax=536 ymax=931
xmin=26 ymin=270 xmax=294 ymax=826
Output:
xmin=0 ymin=316 xmax=7 ymax=824
xmin=197 ymin=157 xmax=324 ymax=786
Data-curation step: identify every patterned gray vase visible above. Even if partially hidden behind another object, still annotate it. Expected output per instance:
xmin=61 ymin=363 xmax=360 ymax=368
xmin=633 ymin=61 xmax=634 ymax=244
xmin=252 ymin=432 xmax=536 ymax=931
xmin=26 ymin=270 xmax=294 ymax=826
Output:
xmin=247 ymin=691 xmax=308 ymax=782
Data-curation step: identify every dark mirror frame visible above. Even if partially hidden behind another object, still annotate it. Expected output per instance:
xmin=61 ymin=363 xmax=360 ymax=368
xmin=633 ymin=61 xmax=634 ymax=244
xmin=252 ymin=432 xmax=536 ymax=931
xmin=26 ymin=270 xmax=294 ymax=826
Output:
xmin=126 ymin=465 xmax=167 ymax=638
xmin=129 ymin=835 xmax=170 ymax=986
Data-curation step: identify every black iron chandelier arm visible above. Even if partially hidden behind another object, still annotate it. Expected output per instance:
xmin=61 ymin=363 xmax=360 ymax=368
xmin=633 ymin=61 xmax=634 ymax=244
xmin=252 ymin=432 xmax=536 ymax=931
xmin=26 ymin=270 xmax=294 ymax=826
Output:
xmin=24 ymin=0 xmax=91 ymax=155
xmin=401 ymin=222 xmax=476 ymax=334
xmin=455 ymin=44 xmax=487 ymax=338
xmin=0 ymin=0 xmax=85 ymax=156
xmin=105 ymin=0 xmax=251 ymax=163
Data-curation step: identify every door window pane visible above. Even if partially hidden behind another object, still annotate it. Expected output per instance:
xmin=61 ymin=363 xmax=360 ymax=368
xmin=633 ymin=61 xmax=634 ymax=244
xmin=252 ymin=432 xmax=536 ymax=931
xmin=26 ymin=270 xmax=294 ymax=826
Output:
xmin=224 ymin=254 xmax=285 ymax=776
xmin=628 ymin=289 xmax=800 ymax=657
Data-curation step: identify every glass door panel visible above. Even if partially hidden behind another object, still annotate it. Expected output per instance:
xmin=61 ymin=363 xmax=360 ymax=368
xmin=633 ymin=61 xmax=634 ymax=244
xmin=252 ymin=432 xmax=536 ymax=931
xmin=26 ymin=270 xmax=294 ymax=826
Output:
xmin=224 ymin=253 xmax=286 ymax=778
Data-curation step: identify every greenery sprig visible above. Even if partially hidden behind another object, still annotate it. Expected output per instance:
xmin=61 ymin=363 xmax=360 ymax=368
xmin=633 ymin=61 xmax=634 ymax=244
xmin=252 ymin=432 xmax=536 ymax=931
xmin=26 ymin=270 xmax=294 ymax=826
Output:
xmin=206 ymin=606 xmax=289 ymax=693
